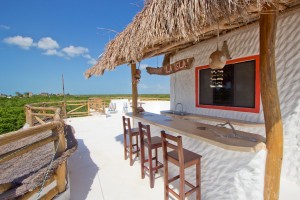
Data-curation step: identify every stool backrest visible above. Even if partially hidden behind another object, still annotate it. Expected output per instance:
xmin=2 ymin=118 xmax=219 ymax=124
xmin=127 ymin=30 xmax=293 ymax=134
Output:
xmin=161 ymin=130 xmax=184 ymax=165
xmin=122 ymin=116 xmax=132 ymax=134
xmin=138 ymin=122 xmax=152 ymax=145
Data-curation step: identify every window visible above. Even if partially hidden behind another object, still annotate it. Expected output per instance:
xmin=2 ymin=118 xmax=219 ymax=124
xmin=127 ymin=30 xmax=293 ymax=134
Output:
xmin=195 ymin=55 xmax=260 ymax=113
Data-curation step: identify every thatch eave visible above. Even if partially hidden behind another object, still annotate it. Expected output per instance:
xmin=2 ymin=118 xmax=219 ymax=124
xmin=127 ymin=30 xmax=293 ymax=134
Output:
xmin=85 ymin=0 xmax=300 ymax=78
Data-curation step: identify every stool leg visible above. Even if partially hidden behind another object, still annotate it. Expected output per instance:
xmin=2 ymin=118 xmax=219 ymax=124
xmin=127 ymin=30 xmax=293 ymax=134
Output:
xmin=141 ymin=141 xmax=145 ymax=179
xmin=163 ymin=156 xmax=169 ymax=200
xmin=124 ymin=133 xmax=127 ymax=160
xmin=129 ymin=134 xmax=133 ymax=166
xmin=136 ymin=135 xmax=139 ymax=157
xmin=196 ymin=160 xmax=201 ymax=200
xmin=149 ymin=147 xmax=154 ymax=188
xmin=155 ymin=148 xmax=158 ymax=173
xmin=179 ymin=167 xmax=185 ymax=200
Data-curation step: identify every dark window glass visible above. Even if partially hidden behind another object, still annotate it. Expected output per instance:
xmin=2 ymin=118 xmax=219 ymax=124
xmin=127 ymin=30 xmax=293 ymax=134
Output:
xmin=199 ymin=60 xmax=255 ymax=108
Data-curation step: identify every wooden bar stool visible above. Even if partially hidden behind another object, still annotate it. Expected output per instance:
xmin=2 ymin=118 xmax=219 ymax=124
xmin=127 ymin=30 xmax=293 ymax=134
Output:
xmin=122 ymin=116 xmax=140 ymax=166
xmin=161 ymin=131 xmax=202 ymax=200
xmin=138 ymin=122 xmax=164 ymax=188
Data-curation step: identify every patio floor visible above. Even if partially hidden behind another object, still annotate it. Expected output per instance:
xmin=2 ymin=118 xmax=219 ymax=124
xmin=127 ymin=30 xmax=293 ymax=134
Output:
xmin=67 ymin=102 xmax=169 ymax=200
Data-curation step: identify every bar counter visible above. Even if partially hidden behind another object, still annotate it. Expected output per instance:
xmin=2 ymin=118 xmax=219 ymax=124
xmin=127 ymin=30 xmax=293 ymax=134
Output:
xmin=126 ymin=111 xmax=267 ymax=199
xmin=126 ymin=112 xmax=266 ymax=152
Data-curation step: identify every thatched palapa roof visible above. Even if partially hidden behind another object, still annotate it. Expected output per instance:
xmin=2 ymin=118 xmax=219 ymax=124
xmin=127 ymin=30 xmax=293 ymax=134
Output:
xmin=85 ymin=0 xmax=299 ymax=78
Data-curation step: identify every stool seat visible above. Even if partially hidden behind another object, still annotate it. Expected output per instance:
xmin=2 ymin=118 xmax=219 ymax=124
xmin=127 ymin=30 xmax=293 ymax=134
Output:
xmin=168 ymin=149 xmax=202 ymax=166
xmin=126 ymin=128 xmax=139 ymax=136
xmin=144 ymin=136 xmax=162 ymax=148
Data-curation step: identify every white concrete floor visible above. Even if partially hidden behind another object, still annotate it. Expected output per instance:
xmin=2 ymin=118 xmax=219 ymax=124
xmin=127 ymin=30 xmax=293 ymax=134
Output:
xmin=67 ymin=101 xmax=170 ymax=200
xmin=66 ymin=100 xmax=299 ymax=200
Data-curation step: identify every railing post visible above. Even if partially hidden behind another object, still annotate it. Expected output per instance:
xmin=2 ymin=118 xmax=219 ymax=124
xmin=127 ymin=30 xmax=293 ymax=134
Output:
xmin=26 ymin=106 xmax=33 ymax=127
xmin=53 ymin=109 xmax=67 ymax=193
xmin=87 ymin=99 xmax=90 ymax=116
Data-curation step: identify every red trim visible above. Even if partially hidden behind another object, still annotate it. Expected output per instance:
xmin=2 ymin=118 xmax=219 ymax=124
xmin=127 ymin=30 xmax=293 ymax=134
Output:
xmin=195 ymin=55 xmax=260 ymax=113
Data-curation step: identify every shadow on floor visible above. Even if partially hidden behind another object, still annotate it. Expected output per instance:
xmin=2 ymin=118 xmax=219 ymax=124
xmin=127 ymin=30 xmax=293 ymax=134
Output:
xmin=115 ymin=133 xmax=125 ymax=144
xmin=69 ymin=139 xmax=99 ymax=200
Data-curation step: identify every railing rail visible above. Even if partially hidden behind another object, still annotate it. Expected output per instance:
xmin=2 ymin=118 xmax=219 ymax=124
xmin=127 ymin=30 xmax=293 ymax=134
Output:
xmin=25 ymin=98 xmax=106 ymax=126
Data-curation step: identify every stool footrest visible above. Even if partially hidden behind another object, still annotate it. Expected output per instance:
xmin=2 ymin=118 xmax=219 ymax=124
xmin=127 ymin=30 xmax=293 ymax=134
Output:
xmin=168 ymin=187 xmax=180 ymax=199
xmin=185 ymin=185 xmax=200 ymax=197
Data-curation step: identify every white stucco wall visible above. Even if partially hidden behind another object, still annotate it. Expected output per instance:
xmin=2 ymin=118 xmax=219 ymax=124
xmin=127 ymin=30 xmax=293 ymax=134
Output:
xmin=170 ymin=10 xmax=300 ymax=199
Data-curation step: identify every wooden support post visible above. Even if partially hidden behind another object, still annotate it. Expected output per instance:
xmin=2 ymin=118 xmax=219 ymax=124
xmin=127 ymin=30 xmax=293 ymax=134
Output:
xmin=131 ymin=62 xmax=138 ymax=114
xmin=260 ymin=2 xmax=283 ymax=200
xmin=55 ymin=161 xmax=67 ymax=193
xmin=87 ymin=99 xmax=90 ymax=116
xmin=27 ymin=106 xmax=33 ymax=127
xmin=53 ymin=115 xmax=67 ymax=194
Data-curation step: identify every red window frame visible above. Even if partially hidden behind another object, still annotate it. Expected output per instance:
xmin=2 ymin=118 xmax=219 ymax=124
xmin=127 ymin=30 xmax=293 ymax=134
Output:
xmin=195 ymin=55 xmax=260 ymax=113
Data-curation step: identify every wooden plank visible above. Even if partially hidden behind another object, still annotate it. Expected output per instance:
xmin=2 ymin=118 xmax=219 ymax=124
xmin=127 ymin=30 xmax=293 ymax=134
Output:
xmin=39 ymin=187 xmax=59 ymax=200
xmin=19 ymin=176 xmax=55 ymax=200
xmin=0 ymin=135 xmax=58 ymax=164
xmin=31 ymin=113 xmax=55 ymax=117
xmin=260 ymin=2 xmax=283 ymax=200
xmin=67 ymin=104 xmax=86 ymax=114
xmin=35 ymin=116 xmax=46 ymax=125
xmin=146 ymin=58 xmax=194 ymax=75
xmin=0 ymin=183 xmax=12 ymax=194
xmin=0 ymin=121 xmax=61 ymax=146
xmin=29 ymin=106 xmax=58 ymax=111
xmin=55 ymin=162 xmax=67 ymax=193
xmin=131 ymin=63 xmax=138 ymax=114
xmin=67 ymin=112 xmax=88 ymax=115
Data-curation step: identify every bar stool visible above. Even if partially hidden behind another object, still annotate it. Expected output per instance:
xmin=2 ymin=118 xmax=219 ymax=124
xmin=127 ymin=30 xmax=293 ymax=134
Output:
xmin=122 ymin=116 xmax=140 ymax=166
xmin=161 ymin=131 xmax=202 ymax=200
xmin=138 ymin=122 xmax=164 ymax=188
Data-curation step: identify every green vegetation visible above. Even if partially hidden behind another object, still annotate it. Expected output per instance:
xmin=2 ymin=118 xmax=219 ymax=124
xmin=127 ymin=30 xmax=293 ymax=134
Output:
xmin=0 ymin=94 xmax=169 ymax=135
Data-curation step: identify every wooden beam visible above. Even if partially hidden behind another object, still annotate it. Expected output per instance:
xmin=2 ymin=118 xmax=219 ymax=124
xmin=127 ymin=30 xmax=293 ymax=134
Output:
xmin=39 ymin=187 xmax=59 ymax=200
xmin=55 ymin=162 xmax=67 ymax=193
xmin=0 ymin=134 xmax=58 ymax=164
xmin=0 ymin=121 xmax=61 ymax=146
xmin=260 ymin=2 xmax=283 ymax=200
xmin=19 ymin=176 xmax=56 ymax=200
xmin=131 ymin=63 xmax=138 ymax=114
xmin=34 ymin=116 xmax=47 ymax=125
xmin=0 ymin=183 xmax=12 ymax=194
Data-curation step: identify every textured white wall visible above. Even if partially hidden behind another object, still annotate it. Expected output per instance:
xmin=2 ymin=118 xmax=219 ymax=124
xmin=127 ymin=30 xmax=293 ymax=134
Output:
xmin=170 ymin=10 xmax=300 ymax=198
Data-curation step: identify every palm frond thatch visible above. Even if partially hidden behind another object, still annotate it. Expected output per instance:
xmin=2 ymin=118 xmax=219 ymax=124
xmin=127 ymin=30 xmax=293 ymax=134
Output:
xmin=85 ymin=0 xmax=298 ymax=78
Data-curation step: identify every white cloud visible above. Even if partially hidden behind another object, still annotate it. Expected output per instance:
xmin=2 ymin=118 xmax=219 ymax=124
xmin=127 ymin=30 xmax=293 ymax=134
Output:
xmin=87 ymin=58 xmax=97 ymax=65
xmin=0 ymin=25 xmax=10 ymax=30
xmin=62 ymin=46 xmax=89 ymax=57
xmin=83 ymin=54 xmax=91 ymax=59
xmin=37 ymin=37 xmax=59 ymax=50
xmin=3 ymin=35 xmax=34 ymax=49
xmin=43 ymin=49 xmax=64 ymax=57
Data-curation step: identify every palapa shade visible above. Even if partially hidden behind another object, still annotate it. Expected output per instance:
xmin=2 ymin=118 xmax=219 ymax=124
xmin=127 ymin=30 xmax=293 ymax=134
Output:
xmin=85 ymin=0 xmax=298 ymax=78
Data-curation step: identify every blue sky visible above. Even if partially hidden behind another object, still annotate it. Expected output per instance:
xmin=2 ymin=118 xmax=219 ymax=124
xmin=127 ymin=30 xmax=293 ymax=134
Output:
xmin=0 ymin=0 xmax=170 ymax=95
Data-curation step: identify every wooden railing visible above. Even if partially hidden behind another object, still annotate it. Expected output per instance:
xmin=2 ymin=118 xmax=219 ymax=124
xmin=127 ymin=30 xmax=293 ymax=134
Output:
xmin=0 ymin=107 xmax=67 ymax=199
xmin=25 ymin=98 xmax=106 ymax=126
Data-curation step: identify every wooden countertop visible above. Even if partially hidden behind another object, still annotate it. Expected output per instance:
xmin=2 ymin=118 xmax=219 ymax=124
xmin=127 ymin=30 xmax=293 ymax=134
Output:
xmin=127 ymin=112 xmax=266 ymax=152
xmin=160 ymin=110 xmax=265 ymax=127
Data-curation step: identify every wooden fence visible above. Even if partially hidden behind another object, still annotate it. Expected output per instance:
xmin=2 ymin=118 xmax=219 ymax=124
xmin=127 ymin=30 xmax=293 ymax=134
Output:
xmin=25 ymin=98 xmax=106 ymax=126
xmin=0 ymin=107 xmax=67 ymax=199
xmin=1 ymin=97 xmax=106 ymax=199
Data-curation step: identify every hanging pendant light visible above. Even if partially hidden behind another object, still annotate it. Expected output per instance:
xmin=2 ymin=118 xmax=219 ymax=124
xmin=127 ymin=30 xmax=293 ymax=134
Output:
xmin=209 ymin=23 xmax=227 ymax=88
